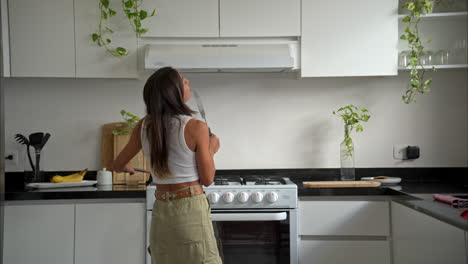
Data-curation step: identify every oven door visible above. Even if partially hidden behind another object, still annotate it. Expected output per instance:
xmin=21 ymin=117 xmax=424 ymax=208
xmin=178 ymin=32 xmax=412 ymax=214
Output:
xmin=211 ymin=210 xmax=294 ymax=264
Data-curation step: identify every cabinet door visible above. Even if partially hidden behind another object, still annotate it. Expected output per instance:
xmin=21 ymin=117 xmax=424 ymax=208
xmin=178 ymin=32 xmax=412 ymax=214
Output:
xmin=220 ymin=0 xmax=300 ymax=37
xmin=141 ymin=0 xmax=219 ymax=37
xmin=8 ymin=0 xmax=75 ymax=77
xmin=75 ymin=0 xmax=137 ymax=78
xmin=299 ymin=201 xmax=390 ymax=236
xmin=75 ymin=202 xmax=146 ymax=264
xmin=3 ymin=204 xmax=75 ymax=264
xmin=299 ymin=240 xmax=390 ymax=264
xmin=392 ymin=202 xmax=466 ymax=264
xmin=301 ymin=0 xmax=398 ymax=77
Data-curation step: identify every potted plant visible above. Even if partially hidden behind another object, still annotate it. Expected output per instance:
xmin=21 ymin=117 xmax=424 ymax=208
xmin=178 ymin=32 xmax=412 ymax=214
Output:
xmin=333 ymin=105 xmax=371 ymax=181
xmin=112 ymin=110 xmax=141 ymax=135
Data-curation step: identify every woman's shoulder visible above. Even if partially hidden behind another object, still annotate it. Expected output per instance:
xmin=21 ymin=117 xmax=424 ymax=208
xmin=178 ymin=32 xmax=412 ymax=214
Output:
xmin=185 ymin=118 xmax=208 ymax=135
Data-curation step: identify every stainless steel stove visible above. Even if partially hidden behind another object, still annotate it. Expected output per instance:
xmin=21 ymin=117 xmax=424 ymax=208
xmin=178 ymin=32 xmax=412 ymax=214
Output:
xmin=146 ymin=176 xmax=298 ymax=264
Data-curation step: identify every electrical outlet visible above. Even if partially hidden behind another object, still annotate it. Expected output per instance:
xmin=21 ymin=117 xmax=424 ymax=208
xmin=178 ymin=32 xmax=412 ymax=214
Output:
xmin=5 ymin=151 xmax=19 ymax=166
xmin=393 ymin=145 xmax=408 ymax=160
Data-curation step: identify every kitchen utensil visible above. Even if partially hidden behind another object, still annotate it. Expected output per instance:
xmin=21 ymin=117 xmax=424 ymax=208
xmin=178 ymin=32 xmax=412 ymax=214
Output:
xmin=360 ymin=176 xmax=401 ymax=185
xmin=26 ymin=180 xmax=97 ymax=189
xmin=303 ymin=181 xmax=381 ymax=188
xmin=39 ymin=133 xmax=51 ymax=149
xmin=135 ymin=168 xmax=151 ymax=174
xmin=192 ymin=89 xmax=212 ymax=135
xmin=14 ymin=134 xmax=34 ymax=172
xmin=97 ymin=168 xmax=113 ymax=185
xmin=28 ymin=132 xmax=45 ymax=182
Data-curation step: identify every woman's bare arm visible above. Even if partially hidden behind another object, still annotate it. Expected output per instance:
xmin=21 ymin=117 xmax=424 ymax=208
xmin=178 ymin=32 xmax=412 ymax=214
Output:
xmin=190 ymin=120 xmax=219 ymax=187
xmin=111 ymin=119 xmax=143 ymax=174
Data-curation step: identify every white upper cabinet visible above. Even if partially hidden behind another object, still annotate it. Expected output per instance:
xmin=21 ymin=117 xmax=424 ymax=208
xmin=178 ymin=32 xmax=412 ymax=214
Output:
xmin=219 ymin=0 xmax=300 ymax=37
xmin=8 ymin=0 xmax=75 ymax=77
xmin=301 ymin=0 xmax=398 ymax=77
xmin=74 ymin=0 xmax=138 ymax=78
xmin=141 ymin=0 xmax=219 ymax=37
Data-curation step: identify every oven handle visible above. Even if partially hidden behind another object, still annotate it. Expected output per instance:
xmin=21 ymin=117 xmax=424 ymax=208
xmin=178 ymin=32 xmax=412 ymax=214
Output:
xmin=210 ymin=212 xmax=287 ymax=221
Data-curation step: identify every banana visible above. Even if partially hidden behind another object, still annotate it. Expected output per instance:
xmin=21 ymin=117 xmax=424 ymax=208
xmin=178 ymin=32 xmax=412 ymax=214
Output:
xmin=51 ymin=169 xmax=88 ymax=183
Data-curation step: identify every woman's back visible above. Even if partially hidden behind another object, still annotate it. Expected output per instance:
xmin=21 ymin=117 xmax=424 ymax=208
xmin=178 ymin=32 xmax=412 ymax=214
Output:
xmin=141 ymin=115 xmax=199 ymax=184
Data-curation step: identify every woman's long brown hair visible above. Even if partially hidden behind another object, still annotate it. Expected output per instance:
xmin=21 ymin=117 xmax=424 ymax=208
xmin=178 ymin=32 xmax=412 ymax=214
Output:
xmin=143 ymin=67 xmax=194 ymax=178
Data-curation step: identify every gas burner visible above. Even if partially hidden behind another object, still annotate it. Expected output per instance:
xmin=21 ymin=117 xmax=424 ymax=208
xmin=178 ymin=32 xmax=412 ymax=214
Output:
xmin=214 ymin=175 xmax=244 ymax=186
xmin=245 ymin=176 xmax=286 ymax=186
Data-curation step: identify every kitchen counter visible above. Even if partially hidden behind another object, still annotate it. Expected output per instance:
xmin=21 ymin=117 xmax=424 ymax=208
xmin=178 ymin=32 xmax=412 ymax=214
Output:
xmin=295 ymin=178 xmax=468 ymax=231
xmin=5 ymin=185 xmax=147 ymax=200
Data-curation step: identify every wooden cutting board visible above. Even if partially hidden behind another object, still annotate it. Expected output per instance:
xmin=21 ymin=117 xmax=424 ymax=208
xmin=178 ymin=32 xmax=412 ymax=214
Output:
xmin=303 ymin=181 xmax=381 ymax=188
xmin=101 ymin=123 xmax=149 ymax=185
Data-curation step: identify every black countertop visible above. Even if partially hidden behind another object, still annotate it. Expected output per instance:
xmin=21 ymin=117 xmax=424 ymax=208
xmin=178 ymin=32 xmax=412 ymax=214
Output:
xmin=5 ymin=185 xmax=147 ymax=201
xmin=5 ymin=168 xmax=468 ymax=231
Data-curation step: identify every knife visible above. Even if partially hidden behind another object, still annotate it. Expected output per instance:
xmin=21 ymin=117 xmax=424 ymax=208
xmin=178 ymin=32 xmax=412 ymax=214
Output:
xmin=192 ymin=89 xmax=212 ymax=135
xmin=134 ymin=168 xmax=151 ymax=174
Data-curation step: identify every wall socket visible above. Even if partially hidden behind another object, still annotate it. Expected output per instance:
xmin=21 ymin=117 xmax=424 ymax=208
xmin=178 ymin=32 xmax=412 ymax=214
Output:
xmin=5 ymin=151 xmax=19 ymax=166
xmin=393 ymin=145 xmax=408 ymax=160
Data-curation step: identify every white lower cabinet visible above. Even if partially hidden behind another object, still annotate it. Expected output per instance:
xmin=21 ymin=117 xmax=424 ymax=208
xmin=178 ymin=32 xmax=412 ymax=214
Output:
xmin=392 ymin=201 xmax=466 ymax=264
xmin=298 ymin=199 xmax=391 ymax=264
xmin=3 ymin=204 xmax=75 ymax=264
xmin=3 ymin=200 xmax=146 ymax=264
xmin=300 ymin=240 xmax=390 ymax=264
xmin=75 ymin=202 xmax=146 ymax=264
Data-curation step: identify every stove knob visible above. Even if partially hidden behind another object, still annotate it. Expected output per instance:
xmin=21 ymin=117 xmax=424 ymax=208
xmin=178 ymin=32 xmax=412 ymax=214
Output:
xmin=266 ymin=192 xmax=279 ymax=203
xmin=207 ymin=192 xmax=220 ymax=204
xmin=252 ymin=192 xmax=264 ymax=203
xmin=222 ymin=192 xmax=235 ymax=203
xmin=237 ymin=192 xmax=250 ymax=203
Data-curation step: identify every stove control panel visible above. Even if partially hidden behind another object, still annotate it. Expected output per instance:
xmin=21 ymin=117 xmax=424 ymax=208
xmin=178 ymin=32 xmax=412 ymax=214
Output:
xmin=205 ymin=187 xmax=297 ymax=209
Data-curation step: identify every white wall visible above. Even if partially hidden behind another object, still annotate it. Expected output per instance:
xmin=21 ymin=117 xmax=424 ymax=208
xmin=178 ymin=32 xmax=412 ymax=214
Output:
xmin=4 ymin=69 xmax=468 ymax=171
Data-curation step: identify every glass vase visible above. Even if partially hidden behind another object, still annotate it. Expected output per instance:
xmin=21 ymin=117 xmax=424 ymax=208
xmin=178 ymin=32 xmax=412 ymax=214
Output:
xmin=340 ymin=140 xmax=355 ymax=181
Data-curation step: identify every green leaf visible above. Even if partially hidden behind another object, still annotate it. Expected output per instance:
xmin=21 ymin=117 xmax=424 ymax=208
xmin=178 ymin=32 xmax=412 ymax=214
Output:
xmin=137 ymin=28 xmax=148 ymax=34
xmin=106 ymin=38 xmax=111 ymax=44
xmin=116 ymin=47 xmax=127 ymax=56
xmin=101 ymin=10 xmax=108 ymax=20
xmin=150 ymin=9 xmax=156 ymax=16
xmin=125 ymin=0 xmax=133 ymax=8
xmin=101 ymin=0 xmax=109 ymax=8
xmin=139 ymin=10 xmax=148 ymax=20
xmin=109 ymin=9 xmax=117 ymax=17
xmin=134 ymin=19 xmax=142 ymax=28
xmin=402 ymin=16 xmax=411 ymax=23
xmin=92 ymin=33 xmax=99 ymax=42
xmin=400 ymin=34 xmax=407 ymax=40
xmin=424 ymin=78 xmax=432 ymax=86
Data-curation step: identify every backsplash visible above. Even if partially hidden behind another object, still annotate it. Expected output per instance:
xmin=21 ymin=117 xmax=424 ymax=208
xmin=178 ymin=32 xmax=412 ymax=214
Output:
xmin=4 ymin=69 xmax=468 ymax=171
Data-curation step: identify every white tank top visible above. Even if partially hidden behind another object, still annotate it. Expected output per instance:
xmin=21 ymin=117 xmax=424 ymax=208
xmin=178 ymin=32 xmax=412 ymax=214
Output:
xmin=141 ymin=115 xmax=199 ymax=184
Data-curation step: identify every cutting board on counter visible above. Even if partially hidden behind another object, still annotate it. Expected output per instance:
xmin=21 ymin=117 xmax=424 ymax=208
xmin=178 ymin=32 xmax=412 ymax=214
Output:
xmin=303 ymin=181 xmax=381 ymax=188
xmin=101 ymin=122 xmax=149 ymax=185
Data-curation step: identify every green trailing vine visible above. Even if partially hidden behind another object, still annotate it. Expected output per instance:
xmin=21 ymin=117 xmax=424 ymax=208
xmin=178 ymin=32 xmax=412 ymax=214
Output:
xmin=92 ymin=0 xmax=127 ymax=57
xmin=112 ymin=110 xmax=141 ymax=135
xmin=92 ymin=0 xmax=155 ymax=57
xmin=399 ymin=0 xmax=441 ymax=104
xmin=121 ymin=0 xmax=155 ymax=36
xmin=333 ymin=105 xmax=370 ymax=157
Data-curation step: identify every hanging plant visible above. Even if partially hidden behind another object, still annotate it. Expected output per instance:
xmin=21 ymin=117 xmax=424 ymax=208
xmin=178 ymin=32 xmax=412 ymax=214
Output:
xmin=91 ymin=0 xmax=155 ymax=57
xmin=333 ymin=105 xmax=371 ymax=157
xmin=121 ymin=0 xmax=156 ymax=36
xmin=92 ymin=0 xmax=127 ymax=57
xmin=399 ymin=0 xmax=441 ymax=104
xmin=112 ymin=110 xmax=141 ymax=135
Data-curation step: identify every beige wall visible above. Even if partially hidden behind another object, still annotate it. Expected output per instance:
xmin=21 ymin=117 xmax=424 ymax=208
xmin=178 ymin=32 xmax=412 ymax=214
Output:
xmin=4 ymin=69 xmax=468 ymax=171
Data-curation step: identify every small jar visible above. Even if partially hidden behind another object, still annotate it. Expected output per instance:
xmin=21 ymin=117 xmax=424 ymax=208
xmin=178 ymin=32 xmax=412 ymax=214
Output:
xmin=97 ymin=168 xmax=113 ymax=185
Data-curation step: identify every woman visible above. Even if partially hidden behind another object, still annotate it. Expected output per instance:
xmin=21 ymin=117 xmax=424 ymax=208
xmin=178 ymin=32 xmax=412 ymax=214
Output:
xmin=112 ymin=67 xmax=222 ymax=264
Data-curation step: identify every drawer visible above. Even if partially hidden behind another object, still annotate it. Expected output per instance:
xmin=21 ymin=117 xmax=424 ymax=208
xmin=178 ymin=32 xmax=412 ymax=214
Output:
xmin=299 ymin=201 xmax=389 ymax=236
xmin=299 ymin=240 xmax=390 ymax=264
